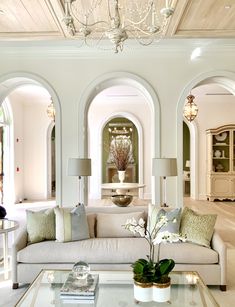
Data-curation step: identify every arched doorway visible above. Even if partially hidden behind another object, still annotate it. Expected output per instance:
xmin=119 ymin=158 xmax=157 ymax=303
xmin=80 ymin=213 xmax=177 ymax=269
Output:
xmin=177 ymin=71 xmax=235 ymax=206
xmin=80 ymin=72 xmax=160 ymax=205
xmin=0 ymin=73 xmax=61 ymax=206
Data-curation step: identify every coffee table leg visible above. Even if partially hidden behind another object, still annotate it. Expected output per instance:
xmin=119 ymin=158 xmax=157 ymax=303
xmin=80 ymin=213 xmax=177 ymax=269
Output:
xmin=3 ymin=232 xmax=8 ymax=279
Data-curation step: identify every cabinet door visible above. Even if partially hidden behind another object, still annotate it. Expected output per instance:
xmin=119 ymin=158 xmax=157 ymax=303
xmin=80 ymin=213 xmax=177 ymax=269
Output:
xmin=210 ymin=175 xmax=231 ymax=197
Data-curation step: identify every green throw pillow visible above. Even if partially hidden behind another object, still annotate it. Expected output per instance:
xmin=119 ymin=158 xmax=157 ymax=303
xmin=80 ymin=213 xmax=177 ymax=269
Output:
xmin=26 ymin=208 xmax=55 ymax=244
xmin=180 ymin=207 xmax=217 ymax=248
xmin=54 ymin=205 xmax=90 ymax=242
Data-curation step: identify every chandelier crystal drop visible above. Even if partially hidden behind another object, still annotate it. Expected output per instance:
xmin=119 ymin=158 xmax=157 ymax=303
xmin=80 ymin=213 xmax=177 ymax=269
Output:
xmin=183 ymin=94 xmax=198 ymax=122
xmin=63 ymin=0 xmax=175 ymax=53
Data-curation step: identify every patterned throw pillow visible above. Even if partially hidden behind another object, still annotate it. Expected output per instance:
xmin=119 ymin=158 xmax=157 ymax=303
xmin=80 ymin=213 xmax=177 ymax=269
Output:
xmin=147 ymin=204 xmax=181 ymax=235
xmin=26 ymin=208 xmax=55 ymax=244
xmin=54 ymin=205 xmax=90 ymax=242
xmin=180 ymin=207 xmax=217 ymax=248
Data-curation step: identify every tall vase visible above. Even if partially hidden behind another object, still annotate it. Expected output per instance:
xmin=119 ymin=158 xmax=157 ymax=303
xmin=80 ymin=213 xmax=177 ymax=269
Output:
xmin=134 ymin=281 xmax=153 ymax=302
xmin=152 ymin=279 xmax=171 ymax=302
xmin=118 ymin=170 xmax=126 ymax=183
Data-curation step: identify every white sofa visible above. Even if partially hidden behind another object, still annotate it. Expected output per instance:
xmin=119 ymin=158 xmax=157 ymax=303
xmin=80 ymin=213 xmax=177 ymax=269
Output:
xmin=12 ymin=206 xmax=227 ymax=291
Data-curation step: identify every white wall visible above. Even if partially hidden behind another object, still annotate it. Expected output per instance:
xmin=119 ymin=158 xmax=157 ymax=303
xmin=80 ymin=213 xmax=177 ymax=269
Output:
xmin=9 ymin=91 xmax=51 ymax=202
xmin=0 ymin=40 xmax=235 ymax=206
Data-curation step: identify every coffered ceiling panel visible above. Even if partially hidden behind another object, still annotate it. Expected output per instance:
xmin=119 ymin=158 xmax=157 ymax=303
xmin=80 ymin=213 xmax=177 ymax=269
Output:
xmin=0 ymin=0 xmax=234 ymax=41
xmin=170 ymin=0 xmax=235 ymax=37
xmin=0 ymin=0 xmax=65 ymax=39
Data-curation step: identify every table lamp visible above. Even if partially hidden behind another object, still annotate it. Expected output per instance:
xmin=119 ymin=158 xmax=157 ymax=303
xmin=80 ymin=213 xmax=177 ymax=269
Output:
xmin=67 ymin=158 xmax=91 ymax=206
xmin=152 ymin=158 xmax=177 ymax=207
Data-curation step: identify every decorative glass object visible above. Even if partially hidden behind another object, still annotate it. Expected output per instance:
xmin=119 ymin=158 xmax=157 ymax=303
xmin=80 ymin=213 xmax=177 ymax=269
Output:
xmin=72 ymin=261 xmax=90 ymax=286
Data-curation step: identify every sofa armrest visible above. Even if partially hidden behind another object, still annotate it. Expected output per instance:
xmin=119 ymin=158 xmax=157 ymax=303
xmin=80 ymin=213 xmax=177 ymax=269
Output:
xmin=12 ymin=226 xmax=28 ymax=285
xmin=211 ymin=230 xmax=227 ymax=287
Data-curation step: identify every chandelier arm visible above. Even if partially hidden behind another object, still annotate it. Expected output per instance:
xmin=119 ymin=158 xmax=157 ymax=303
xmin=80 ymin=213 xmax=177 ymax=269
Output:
xmin=70 ymin=5 xmax=109 ymax=28
xmin=84 ymin=31 xmax=106 ymax=47
xmin=134 ymin=37 xmax=154 ymax=46
xmin=125 ymin=25 xmax=162 ymax=36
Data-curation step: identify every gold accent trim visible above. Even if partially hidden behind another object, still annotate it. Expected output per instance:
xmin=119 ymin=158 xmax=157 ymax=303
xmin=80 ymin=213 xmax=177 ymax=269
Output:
xmin=153 ymin=278 xmax=171 ymax=289
xmin=134 ymin=281 xmax=153 ymax=288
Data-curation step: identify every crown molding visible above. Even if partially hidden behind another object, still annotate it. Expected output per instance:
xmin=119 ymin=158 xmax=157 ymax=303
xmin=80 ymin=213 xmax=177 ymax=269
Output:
xmin=0 ymin=39 xmax=234 ymax=59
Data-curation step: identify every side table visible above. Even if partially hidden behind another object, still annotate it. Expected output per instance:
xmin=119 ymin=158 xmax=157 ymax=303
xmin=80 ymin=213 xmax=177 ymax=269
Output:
xmin=0 ymin=219 xmax=19 ymax=279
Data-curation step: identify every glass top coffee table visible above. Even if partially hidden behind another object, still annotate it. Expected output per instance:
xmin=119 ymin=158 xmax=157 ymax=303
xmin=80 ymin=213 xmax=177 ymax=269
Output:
xmin=15 ymin=270 xmax=219 ymax=306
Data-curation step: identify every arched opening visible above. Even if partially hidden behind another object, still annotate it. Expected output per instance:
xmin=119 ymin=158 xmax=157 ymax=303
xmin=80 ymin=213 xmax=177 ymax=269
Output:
xmin=81 ymin=72 xmax=160 ymax=205
xmin=102 ymin=117 xmax=138 ymax=184
xmin=178 ymin=71 xmax=235 ymax=206
xmin=0 ymin=73 xmax=61 ymax=207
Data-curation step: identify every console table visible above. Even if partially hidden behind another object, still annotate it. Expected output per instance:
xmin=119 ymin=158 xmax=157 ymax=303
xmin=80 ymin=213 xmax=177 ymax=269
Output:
xmin=0 ymin=219 xmax=19 ymax=279
xmin=101 ymin=183 xmax=145 ymax=195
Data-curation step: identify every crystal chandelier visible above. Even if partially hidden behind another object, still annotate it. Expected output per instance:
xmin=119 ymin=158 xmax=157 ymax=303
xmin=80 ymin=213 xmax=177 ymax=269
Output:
xmin=183 ymin=95 xmax=198 ymax=122
xmin=63 ymin=0 xmax=175 ymax=53
xmin=46 ymin=98 xmax=56 ymax=121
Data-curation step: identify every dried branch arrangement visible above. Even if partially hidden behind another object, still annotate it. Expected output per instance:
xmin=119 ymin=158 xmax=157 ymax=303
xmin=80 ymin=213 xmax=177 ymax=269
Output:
xmin=109 ymin=136 xmax=132 ymax=171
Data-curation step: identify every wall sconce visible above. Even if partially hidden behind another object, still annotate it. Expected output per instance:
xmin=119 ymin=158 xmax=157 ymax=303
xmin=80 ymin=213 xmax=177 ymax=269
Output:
xmin=46 ymin=98 xmax=55 ymax=122
xmin=183 ymin=95 xmax=198 ymax=122
xmin=152 ymin=158 xmax=177 ymax=207
xmin=67 ymin=158 xmax=91 ymax=206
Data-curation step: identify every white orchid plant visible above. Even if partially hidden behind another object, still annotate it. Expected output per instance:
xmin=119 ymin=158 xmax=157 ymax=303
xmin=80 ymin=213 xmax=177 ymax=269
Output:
xmin=124 ymin=214 xmax=186 ymax=284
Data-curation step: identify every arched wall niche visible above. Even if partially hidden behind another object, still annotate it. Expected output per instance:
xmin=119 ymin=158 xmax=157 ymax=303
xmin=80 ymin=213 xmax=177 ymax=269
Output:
xmin=177 ymin=70 xmax=235 ymax=207
xmin=88 ymin=110 xmax=144 ymax=199
xmin=0 ymin=72 xmax=62 ymax=204
xmin=79 ymin=72 xmax=161 ymax=204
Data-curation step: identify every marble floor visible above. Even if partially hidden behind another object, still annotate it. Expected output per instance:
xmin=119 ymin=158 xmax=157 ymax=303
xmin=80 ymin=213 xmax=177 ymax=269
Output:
xmin=0 ymin=198 xmax=235 ymax=306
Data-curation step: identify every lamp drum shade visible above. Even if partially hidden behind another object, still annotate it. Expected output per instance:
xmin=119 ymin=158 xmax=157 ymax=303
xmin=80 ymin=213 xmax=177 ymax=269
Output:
xmin=152 ymin=158 xmax=177 ymax=177
xmin=67 ymin=158 xmax=91 ymax=176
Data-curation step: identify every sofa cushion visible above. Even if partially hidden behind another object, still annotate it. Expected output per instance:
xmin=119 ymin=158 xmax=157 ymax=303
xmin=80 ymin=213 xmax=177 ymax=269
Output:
xmin=180 ymin=207 xmax=217 ymax=248
xmin=17 ymin=238 xmax=149 ymax=264
xmin=54 ymin=205 xmax=90 ymax=242
xmin=96 ymin=211 xmax=145 ymax=238
xmin=26 ymin=208 xmax=55 ymax=244
xmin=159 ymin=241 xmax=218 ymax=264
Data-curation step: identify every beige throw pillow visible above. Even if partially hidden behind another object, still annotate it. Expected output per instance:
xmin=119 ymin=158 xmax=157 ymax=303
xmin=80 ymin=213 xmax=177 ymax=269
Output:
xmin=180 ymin=207 xmax=217 ymax=248
xmin=87 ymin=213 xmax=96 ymax=238
xmin=26 ymin=208 xmax=55 ymax=244
xmin=96 ymin=211 xmax=145 ymax=238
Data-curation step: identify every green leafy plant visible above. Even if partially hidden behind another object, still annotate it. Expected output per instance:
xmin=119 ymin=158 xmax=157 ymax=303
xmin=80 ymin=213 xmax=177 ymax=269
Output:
xmin=132 ymin=258 xmax=155 ymax=283
xmin=154 ymin=258 xmax=175 ymax=284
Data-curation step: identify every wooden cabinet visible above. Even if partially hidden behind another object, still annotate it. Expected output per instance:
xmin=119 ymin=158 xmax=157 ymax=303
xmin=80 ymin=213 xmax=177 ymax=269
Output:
xmin=206 ymin=124 xmax=235 ymax=201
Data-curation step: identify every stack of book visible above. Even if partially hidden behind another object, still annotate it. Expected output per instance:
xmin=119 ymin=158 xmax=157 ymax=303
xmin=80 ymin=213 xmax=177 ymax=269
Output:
xmin=60 ymin=273 xmax=99 ymax=304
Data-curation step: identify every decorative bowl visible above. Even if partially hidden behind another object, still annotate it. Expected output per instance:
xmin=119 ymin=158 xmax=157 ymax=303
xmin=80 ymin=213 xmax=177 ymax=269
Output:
xmin=111 ymin=194 xmax=133 ymax=207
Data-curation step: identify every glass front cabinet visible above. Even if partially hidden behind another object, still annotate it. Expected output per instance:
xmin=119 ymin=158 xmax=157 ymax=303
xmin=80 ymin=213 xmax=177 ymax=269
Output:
xmin=206 ymin=124 xmax=235 ymax=201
